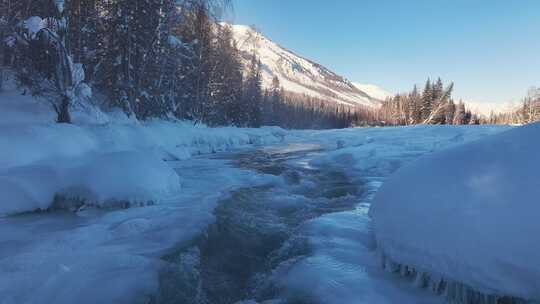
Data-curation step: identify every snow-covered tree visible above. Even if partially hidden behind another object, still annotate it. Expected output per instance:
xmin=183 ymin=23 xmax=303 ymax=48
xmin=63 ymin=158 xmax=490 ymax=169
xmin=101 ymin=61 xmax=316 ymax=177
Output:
xmin=10 ymin=0 xmax=91 ymax=123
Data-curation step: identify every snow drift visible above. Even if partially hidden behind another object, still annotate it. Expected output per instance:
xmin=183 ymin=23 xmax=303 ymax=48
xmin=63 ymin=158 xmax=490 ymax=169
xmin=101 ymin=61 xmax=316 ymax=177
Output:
xmin=0 ymin=151 xmax=182 ymax=215
xmin=371 ymin=123 xmax=540 ymax=302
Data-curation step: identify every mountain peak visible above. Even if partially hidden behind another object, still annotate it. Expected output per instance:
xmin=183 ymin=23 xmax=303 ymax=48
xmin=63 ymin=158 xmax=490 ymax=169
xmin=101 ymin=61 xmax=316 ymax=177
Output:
xmin=228 ymin=24 xmax=383 ymax=108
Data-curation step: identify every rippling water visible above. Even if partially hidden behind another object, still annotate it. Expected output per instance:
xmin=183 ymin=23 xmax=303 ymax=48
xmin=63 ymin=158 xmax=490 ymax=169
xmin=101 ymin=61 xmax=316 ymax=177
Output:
xmin=153 ymin=144 xmax=366 ymax=304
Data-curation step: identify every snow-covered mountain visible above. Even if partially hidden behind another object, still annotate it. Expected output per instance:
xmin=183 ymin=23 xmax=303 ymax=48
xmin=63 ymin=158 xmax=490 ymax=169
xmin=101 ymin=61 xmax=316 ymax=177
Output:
xmin=352 ymin=83 xmax=393 ymax=101
xmin=229 ymin=24 xmax=383 ymax=108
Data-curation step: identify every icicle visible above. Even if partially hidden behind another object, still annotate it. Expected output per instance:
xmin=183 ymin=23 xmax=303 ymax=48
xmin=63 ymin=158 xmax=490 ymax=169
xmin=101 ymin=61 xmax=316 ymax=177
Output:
xmin=428 ymin=275 xmax=444 ymax=294
xmin=374 ymin=248 xmax=531 ymax=304
xmin=413 ymin=271 xmax=428 ymax=288
xmin=399 ymin=264 xmax=409 ymax=277
xmin=384 ymin=258 xmax=399 ymax=273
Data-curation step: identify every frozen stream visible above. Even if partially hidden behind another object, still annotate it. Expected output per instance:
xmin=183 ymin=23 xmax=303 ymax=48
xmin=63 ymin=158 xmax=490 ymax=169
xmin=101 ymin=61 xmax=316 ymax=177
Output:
xmin=154 ymin=144 xmax=443 ymax=304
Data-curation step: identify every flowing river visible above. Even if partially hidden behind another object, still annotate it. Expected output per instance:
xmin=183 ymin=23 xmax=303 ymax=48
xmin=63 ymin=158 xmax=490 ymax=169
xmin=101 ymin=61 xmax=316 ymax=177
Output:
xmin=153 ymin=144 xmax=441 ymax=304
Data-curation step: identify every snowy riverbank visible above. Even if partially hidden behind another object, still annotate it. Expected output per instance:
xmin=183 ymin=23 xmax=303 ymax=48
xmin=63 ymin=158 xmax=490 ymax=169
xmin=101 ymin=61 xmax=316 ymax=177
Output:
xmin=0 ymin=85 xmax=290 ymax=302
xmin=0 ymin=84 xmax=515 ymax=303
xmin=371 ymin=123 xmax=540 ymax=302
xmin=0 ymin=82 xmax=288 ymax=216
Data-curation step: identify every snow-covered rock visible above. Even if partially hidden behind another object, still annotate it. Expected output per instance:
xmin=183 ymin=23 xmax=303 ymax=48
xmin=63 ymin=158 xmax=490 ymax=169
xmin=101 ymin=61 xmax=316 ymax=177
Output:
xmin=371 ymin=123 xmax=540 ymax=301
xmin=229 ymin=24 xmax=383 ymax=107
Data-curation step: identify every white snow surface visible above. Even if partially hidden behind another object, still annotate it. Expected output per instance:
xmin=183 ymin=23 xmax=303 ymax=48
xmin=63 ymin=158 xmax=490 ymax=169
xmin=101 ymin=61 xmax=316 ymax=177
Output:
xmin=229 ymin=24 xmax=382 ymax=107
xmin=353 ymin=83 xmax=393 ymax=101
xmin=0 ymin=80 xmax=514 ymax=303
xmin=371 ymin=123 xmax=540 ymax=300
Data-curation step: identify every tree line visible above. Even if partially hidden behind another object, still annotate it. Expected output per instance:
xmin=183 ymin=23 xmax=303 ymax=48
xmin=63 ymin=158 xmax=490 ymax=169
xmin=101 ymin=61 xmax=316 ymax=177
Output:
xmin=0 ymin=0 xmax=264 ymax=127
xmin=378 ymin=78 xmax=481 ymax=126
xmin=0 ymin=0 xmax=373 ymax=129
xmin=487 ymin=87 xmax=540 ymax=125
xmin=261 ymin=76 xmax=380 ymax=129
xmin=0 ymin=1 xmax=535 ymax=129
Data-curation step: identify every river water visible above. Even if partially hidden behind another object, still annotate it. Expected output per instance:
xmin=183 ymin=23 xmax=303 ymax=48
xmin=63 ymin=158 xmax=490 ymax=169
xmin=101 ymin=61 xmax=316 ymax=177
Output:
xmin=153 ymin=144 xmax=436 ymax=304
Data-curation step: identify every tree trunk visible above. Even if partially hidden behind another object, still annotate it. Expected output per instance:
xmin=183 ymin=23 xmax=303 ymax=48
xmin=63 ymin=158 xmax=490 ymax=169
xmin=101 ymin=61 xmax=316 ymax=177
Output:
xmin=57 ymin=95 xmax=72 ymax=123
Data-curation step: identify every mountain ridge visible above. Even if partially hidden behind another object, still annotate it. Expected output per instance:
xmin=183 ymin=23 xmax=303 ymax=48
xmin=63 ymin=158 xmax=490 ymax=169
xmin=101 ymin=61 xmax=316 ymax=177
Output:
xmin=228 ymin=24 xmax=384 ymax=108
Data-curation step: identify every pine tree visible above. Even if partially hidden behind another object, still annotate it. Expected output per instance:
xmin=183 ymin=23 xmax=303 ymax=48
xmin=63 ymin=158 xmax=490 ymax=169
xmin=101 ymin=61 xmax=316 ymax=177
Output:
xmin=432 ymin=77 xmax=444 ymax=102
xmin=265 ymin=75 xmax=281 ymax=125
xmin=208 ymin=24 xmax=243 ymax=126
xmin=420 ymin=78 xmax=433 ymax=122
xmin=445 ymin=100 xmax=456 ymax=125
xmin=188 ymin=2 xmax=214 ymax=123
xmin=408 ymin=85 xmax=421 ymax=124
xmin=243 ymin=54 xmax=263 ymax=127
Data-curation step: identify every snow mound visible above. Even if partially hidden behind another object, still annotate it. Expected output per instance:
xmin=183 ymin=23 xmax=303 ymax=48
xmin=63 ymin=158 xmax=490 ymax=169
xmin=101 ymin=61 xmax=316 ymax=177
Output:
xmin=371 ymin=123 xmax=540 ymax=301
xmin=69 ymin=151 xmax=181 ymax=204
xmin=0 ymin=152 xmax=181 ymax=215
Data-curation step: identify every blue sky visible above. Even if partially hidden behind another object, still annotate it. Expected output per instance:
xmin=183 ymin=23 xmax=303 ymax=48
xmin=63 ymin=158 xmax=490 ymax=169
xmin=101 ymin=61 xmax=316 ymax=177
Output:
xmin=228 ymin=0 xmax=540 ymax=104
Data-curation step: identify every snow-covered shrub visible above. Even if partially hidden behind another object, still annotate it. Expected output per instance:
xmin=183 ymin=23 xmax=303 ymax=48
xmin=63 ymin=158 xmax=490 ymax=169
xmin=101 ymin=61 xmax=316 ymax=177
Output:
xmin=11 ymin=12 xmax=91 ymax=124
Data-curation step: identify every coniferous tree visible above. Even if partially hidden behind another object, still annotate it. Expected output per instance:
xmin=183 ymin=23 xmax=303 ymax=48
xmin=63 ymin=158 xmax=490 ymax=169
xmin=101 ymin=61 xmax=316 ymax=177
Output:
xmin=420 ymin=79 xmax=433 ymax=122
xmin=408 ymin=85 xmax=421 ymax=124
xmin=432 ymin=77 xmax=444 ymax=102
xmin=264 ymin=75 xmax=282 ymax=125
xmin=208 ymin=24 xmax=243 ymax=126
xmin=243 ymin=54 xmax=263 ymax=127
xmin=445 ymin=100 xmax=456 ymax=125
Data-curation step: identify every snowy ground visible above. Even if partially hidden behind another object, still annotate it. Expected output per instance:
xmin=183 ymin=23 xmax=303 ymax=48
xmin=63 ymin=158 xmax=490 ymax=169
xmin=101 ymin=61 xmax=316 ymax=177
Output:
xmin=372 ymin=122 xmax=540 ymax=302
xmin=0 ymin=83 xmax=513 ymax=303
